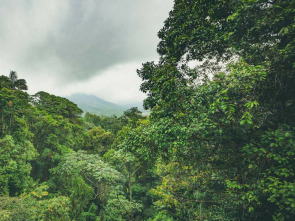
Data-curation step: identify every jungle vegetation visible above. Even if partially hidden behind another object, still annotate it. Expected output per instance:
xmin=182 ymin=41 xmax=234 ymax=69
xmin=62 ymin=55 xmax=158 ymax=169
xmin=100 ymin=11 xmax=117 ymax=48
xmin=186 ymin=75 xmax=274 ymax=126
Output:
xmin=0 ymin=0 xmax=294 ymax=220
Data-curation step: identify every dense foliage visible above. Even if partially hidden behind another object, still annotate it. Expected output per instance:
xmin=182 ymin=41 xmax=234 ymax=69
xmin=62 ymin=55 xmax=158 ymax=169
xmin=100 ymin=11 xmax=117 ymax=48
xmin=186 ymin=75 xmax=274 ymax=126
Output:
xmin=0 ymin=0 xmax=294 ymax=220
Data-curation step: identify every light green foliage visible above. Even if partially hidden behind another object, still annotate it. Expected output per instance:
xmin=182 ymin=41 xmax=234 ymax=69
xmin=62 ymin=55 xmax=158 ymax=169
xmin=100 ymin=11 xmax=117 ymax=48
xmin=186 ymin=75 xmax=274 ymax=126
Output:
xmin=83 ymin=108 xmax=146 ymax=134
xmin=103 ymin=189 xmax=142 ymax=221
xmin=0 ymin=196 xmax=71 ymax=221
xmin=54 ymin=151 xmax=130 ymax=219
xmin=58 ymin=151 xmax=124 ymax=184
xmin=50 ymin=173 xmax=94 ymax=220
xmin=84 ymin=126 xmax=114 ymax=155
xmin=1 ymin=71 xmax=144 ymax=220
xmin=104 ymin=149 xmax=143 ymax=220
xmin=84 ymin=112 xmax=125 ymax=134
xmin=147 ymin=211 xmax=175 ymax=221
xmin=0 ymin=87 xmax=32 ymax=138
xmin=0 ymin=135 xmax=38 ymax=196
xmin=0 ymin=183 xmax=71 ymax=221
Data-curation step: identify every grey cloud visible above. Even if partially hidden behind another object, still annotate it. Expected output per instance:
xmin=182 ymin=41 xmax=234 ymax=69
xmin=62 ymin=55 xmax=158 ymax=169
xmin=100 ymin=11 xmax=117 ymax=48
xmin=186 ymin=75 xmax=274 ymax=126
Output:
xmin=0 ymin=0 xmax=173 ymax=82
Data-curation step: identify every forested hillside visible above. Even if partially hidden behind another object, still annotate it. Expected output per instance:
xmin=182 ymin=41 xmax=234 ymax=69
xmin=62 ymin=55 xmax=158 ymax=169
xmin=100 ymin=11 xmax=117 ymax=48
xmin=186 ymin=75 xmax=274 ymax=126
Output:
xmin=1 ymin=0 xmax=295 ymax=220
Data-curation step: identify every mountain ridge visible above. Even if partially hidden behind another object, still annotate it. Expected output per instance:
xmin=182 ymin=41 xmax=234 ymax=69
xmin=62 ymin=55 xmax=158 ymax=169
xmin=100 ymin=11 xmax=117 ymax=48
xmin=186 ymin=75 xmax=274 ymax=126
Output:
xmin=67 ymin=93 xmax=145 ymax=116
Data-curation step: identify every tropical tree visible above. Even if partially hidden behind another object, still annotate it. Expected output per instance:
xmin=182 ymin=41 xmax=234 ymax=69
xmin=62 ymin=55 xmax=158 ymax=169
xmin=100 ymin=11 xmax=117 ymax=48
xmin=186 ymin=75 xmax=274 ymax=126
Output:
xmin=8 ymin=71 xmax=28 ymax=91
xmin=128 ymin=0 xmax=295 ymax=220
xmin=0 ymin=76 xmax=12 ymax=90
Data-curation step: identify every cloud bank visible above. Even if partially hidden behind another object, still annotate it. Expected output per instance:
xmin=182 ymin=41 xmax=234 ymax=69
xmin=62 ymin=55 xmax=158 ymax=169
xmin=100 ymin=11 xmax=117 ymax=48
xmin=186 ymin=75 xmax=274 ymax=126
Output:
xmin=0 ymin=0 xmax=173 ymax=103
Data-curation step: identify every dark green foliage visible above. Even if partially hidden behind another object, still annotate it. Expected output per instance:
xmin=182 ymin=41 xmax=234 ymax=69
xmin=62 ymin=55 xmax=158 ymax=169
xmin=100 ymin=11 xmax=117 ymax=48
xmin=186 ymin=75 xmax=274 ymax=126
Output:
xmin=32 ymin=91 xmax=83 ymax=123
xmin=120 ymin=107 xmax=145 ymax=125
xmin=84 ymin=112 xmax=125 ymax=134
xmin=7 ymin=71 xmax=28 ymax=90
xmin=29 ymin=110 xmax=85 ymax=181
xmin=158 ymin=0 xmax=295 ymax=67
xmin=123 ymin=0 xmax=295 ymax=220
xmin=0 ymin=76 xmax=12 ymax=90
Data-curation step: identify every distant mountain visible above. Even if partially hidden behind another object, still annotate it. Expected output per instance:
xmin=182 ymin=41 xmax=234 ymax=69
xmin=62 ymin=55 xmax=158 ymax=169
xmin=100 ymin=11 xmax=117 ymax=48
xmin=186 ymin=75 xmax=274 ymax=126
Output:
xmin=67 ymin=93 xmax=147 ymax=116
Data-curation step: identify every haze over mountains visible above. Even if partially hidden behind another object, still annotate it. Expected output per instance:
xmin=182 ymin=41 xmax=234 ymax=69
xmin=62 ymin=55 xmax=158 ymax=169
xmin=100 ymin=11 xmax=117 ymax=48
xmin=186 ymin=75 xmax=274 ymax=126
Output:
xmin=67 ymin=93 xmax=146 ymax=116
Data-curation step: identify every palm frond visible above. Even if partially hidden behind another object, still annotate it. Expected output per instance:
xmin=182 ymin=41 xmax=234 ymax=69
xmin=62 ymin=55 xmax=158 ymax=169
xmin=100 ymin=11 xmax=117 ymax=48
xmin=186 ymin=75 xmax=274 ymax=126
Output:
xmin=9 ymin=71 xmax=18 ymax=84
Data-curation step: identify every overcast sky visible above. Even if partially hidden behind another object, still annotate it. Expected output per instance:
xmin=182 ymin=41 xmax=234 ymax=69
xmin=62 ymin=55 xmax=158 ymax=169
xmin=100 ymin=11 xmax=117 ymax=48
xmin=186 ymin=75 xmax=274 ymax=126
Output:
xmin=0 ymin=0 xmax=173 ymax=104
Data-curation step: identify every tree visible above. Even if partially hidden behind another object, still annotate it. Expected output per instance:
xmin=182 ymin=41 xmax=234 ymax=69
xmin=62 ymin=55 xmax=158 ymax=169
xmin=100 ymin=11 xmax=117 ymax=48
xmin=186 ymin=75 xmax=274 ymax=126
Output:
xmin=133 ymin=0 xmax=295 ymax=220
xmin=156 ymin=0 xmax=295 ymax=122
xmin=28 ymin=110 xmax=84 ymax=181
xmin=53 ymin=151 xmax=129 ymax=220
xmin=0 ymin=76 xmax=12 ymax=90
xmin=120 ymin=107 xmax=145 ymax=125
xmin=0 ymin=135 xmax=38 ymax=196
xmin=32 ymin=91 xmax=83 ymax=123
xmin=84 ymin=126 xmax=114 ymax=155
xmin=104 ymin=149 xmax=143 ymax=221
xmin=0 ymin=184 xmax=71 ymax=221
xmin=8 ymin=71 xmax=28 ymax=91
